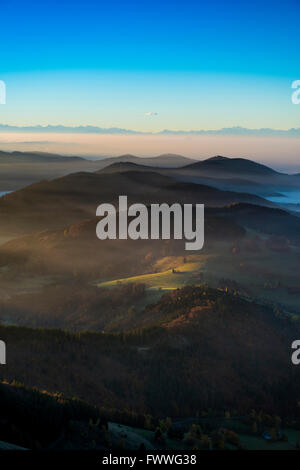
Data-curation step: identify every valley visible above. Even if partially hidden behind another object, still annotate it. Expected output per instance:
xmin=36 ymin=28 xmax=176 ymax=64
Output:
xmin=0 ymin=152 xmax=300 ymax=450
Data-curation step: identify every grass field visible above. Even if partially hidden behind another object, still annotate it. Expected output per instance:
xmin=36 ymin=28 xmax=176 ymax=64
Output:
xmin=97 ymin=254 xmax=213 ymax=291
xmin=97 ymin=239 xmax=300 ymax=314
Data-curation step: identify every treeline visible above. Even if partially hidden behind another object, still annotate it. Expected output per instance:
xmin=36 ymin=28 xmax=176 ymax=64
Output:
xmin=0 ymin=285 xmax=300 ymax=420
xmin=0 ymin=380 xmax=107 ymax=449
xmin=0 ymin=281 xmax=147 ymax=332
xmin=0 ymin=380 xmax=162 ymax=450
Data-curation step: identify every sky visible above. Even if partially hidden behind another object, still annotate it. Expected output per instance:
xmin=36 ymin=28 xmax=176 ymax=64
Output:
xmin=0 ymin=0 xmax=299 ymax=164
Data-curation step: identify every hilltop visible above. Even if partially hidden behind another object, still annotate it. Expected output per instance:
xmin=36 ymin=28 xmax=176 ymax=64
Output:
xmin=182 ymin=156 xmax=279 ymax=177
xmin=0 ymin=170 xmax=271 ymax=236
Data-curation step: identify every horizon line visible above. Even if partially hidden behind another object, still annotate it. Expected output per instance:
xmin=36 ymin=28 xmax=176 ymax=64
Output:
xmin=1 ymin=124 xmax=300 ymax=137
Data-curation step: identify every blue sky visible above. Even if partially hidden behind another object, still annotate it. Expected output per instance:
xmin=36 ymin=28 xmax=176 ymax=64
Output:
xmin=0 ymin=0 xmax=299 ymax=131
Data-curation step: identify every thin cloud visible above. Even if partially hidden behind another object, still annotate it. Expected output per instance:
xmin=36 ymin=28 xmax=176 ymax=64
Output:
xmin=144 ymin=112 xmax=158 ymax=117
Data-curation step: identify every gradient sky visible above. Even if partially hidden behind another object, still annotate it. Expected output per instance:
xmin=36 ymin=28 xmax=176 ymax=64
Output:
xmin=0 ymin=0 xmax=300 ymax=133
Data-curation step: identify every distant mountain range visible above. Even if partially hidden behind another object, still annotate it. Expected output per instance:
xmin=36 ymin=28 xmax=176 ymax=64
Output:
xmin=0 ymin=150 xmax=194 ymax=167
xmin=169 ymin=156 xmax=300 ymax=195
xmin=182 ymin=155 xmax=278 ymax=176
xmin=0 ymin=151 xmax=195 ymax=190
xmin=98 ymin=155 xmax=300 ymax=196
xmin=94 ymin=153 xmax=195 ymax=168
xmin=1 ymin=124 xmax=300 ymax=136
xmin=0 ymin=151 xmax=299 ymax=197
xmin=0 ymin=150 xmax=86 ymax=163
xmin=0 ymin=168 xmax=273 ymax=236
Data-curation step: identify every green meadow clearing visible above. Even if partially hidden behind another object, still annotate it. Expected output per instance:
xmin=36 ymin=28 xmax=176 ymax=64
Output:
xmin=96 ymin=241 xmax=300 ymax=314
xmin=97 ymin=254 xmax=213 ymax=291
